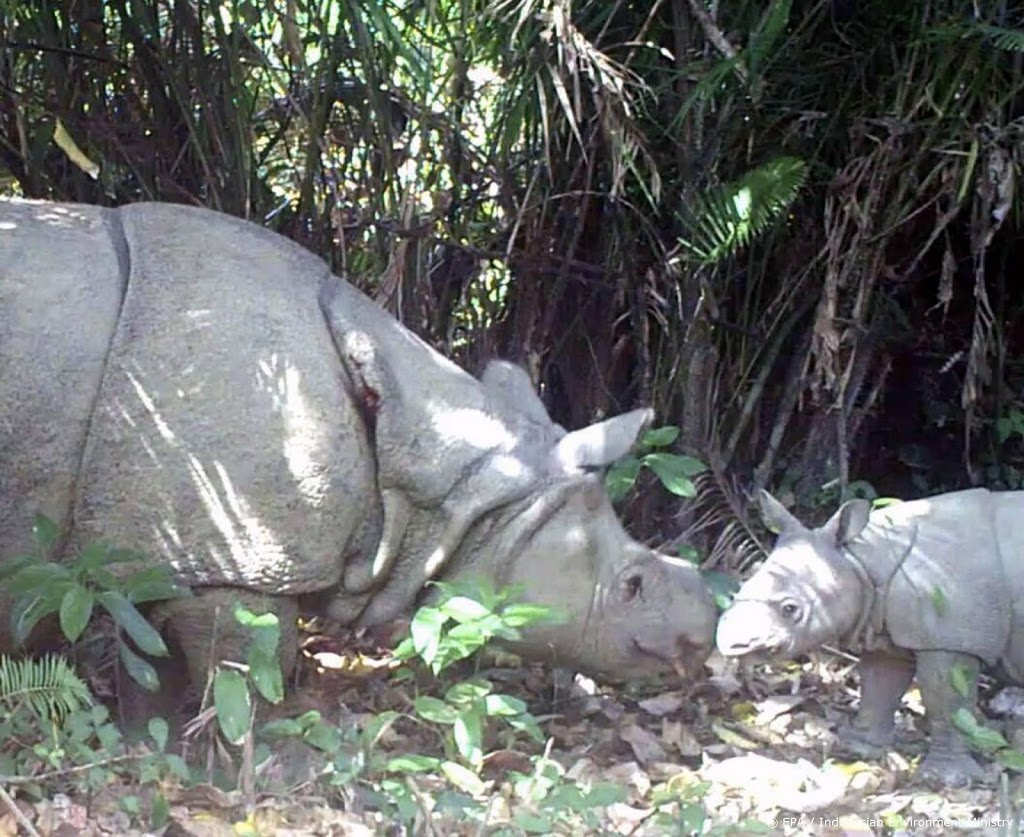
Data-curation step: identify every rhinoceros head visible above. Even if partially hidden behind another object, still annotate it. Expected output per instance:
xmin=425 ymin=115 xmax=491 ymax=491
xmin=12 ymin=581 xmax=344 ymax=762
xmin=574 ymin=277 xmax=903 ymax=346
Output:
xmin=319 ymin=288 xmax=718 ymax=678
xmin=483 ymin=429 xmax=719 ymax=679
xmin=716 ymin=490 xmax=872 ymax=660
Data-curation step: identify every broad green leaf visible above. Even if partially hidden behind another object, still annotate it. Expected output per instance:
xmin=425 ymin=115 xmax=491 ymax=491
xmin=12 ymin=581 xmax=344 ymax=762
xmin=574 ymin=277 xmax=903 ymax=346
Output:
xmin=119 ymin=641 xmax=161 ymax=692
xmin=8 ymin=563 xmax=72 ymax=595
xmin=514 ymin=810 xmax=554 ymax=833
xmin=303 ymin=720 xmax=343 ymax=752
xmin=439 ymin=596 xmax=492 ymax=623
xmin=642 ymin=426 xmax=681 ymax=447
xmin=930 ymin=585 xmax=949 ymax=617
xmin=998 ymin=749 xmax=1024 ymax=770
xmin=441 ymin=760 xmax=487 ymax=796
xmin=97 ymin=590 xmax=168 ymax=656
xmin=454 ymin=708 xmax=483 ymax=765
xmin=58 ymin=585 xmax=94 ymax=642
xmin=446 ymin=680 xmax=491 ymax=704
xmin=583 ymin=782 xmax=628 ymax=806
xmin=643 ymin=452 xmax=706 ymax=496
xmin=247 ymin=648 xmax=284 ymax=704
xmin=33 ymin=514 xmax=59 ymax=552
xmin=78 ymin=541 xmax=115 ymax=570
xmin=501 ymin=602 xmax=565 ymax=627
xmin=148 ymin=717 xmax=169 ymax=750
xmin=409 ymin=606 xmax=445 ymax=665
xmin=949 ymin=663 xmax=973 ymax=698
xmin=213 ymin=668 xmax=252 ymax=745
xmin=952 ymin=707 xmax=978 ymax=734
xmin=361 ymin=710 xmax=401 ymax=749
xmin=386 ymin=754 xmax=442 ymax=773
xmin=259 ymin=718 xmax=305 ymax=738
xmin=483 ymin=693 xmax=527 ymax=716
xmin=605 ymin=457 xmax=643 ymax=502
xmin=414 ymin=696 xmax=458 ymax=724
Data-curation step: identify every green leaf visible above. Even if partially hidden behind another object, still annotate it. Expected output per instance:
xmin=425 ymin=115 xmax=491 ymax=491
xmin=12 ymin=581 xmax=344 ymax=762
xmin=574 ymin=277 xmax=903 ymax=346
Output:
xmin=151 ymin=792 xmax=170 ymax=830
xmin=409 ymin=606 xmax=445 ymax=666
xmin=483 ymin=693 xmax=527 ymax=716
xmin=386 ymin=754 xmax=442 ymax=773
xmin=414 ymin=696 xmax=458 ymax=724
xmin=949 ymin=664 xmax=973 ymax=698
xmin=582 ymin=782 xmax=628 ymax=806
xmin=514 ymin=810 xmax=554 ymax=833
xmin=642 ymin=426 xmax=680 ymax=447
xmin=7 ymin=563 xmax=72 ymax=595
xmin=445 ymin=679 xmax=491 ymax=704
xmin=501 ymin=602 xmax=565 ymax=627
xmin=247 ymin=648 xmax=284 ymax=704
xmin=439 ymin=596 xmax=492 ymax=623
xmin=361 ymin=710 xmax=401 ymax=750
xmin=303 ymin=720 xmax=343 ymax=752
xmin=148 ymin=717 xmax=169 ymax=751
xmin=441 ymin=760 xmax=487 ymax=796
xmin=643 ymin=453 xmax=707 ymax=496
xmin=952 ymin=707 xmax=978 ymax=735
xmin=58 ymin=585 xmax=94 ymax=642
xmin=213 ymin=668 xmax=252 ymax=745
xmin=119 ymin=641 xmax=161 ymax=692
xmin=97 ymin=590 xmax=168 ymax=656
xmin=259 ymin=718 xmax=305 ymax=738
xmin=605 ymin=457 xmax=643 ymax=503
xmin=930 ymin=586 xmax=949 ymax=618
xmin=454 ymin=708 xmax=483 ymax=765
xmin=33 ymin=515 xmax=60 ymax=553
xmin=998 ymin=749 xmax=1024 ymax=770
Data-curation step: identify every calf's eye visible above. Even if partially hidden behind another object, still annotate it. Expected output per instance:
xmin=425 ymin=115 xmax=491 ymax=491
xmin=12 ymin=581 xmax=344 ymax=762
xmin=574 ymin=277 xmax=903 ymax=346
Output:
xmin=780 ymin=601 xmax=801 ymax=621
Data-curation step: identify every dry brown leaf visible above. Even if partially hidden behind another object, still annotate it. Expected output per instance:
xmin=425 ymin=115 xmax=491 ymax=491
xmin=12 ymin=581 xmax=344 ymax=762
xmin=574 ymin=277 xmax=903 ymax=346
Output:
xmin=661 ymin=718 xmax=703 ymax=758
xmin=637 ymin=692 xmax=683 ymax=716
xmin=619 ymin=722 xmax=667 ymax=765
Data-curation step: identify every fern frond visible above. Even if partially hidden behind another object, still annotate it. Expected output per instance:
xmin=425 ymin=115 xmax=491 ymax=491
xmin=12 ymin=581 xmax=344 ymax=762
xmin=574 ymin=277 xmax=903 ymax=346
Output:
xmin=676 ymin=156 xmax=807 ymax=265
xmin=978 ymin=24 xmax=1024 ymax=52
xmin=0 ymin=655 xmax=93 ymax=721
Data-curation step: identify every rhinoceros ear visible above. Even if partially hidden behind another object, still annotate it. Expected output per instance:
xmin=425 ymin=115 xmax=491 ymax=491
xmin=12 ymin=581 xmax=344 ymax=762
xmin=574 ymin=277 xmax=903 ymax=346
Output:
xmin=481 ymin=361 xmax=556 ymax=428
xmin=757 ymin=490 xmax=803 ymax=535
xmin=551 ymin=408 xmax=653 ymax=472
xmin=822 ymin=498 xmax=871 ymax=546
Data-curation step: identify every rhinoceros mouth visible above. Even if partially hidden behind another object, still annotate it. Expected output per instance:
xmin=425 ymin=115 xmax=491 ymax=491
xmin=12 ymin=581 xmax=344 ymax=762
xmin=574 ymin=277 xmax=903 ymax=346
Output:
xmin=631 ymin=637 xmax=708 ymax=678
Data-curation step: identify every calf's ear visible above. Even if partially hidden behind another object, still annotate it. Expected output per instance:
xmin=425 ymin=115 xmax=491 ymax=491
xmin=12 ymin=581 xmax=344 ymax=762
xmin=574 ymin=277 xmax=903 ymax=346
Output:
xmin=822 ymin=499 xmax=871 ymax=546
xmin=757 ymin=489 xmax=802 ymax=535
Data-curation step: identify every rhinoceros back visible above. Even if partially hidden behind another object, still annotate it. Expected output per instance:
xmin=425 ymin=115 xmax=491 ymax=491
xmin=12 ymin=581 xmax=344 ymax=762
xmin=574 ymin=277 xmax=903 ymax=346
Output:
xmin=1 ymin=200 xmax=375 ymax=594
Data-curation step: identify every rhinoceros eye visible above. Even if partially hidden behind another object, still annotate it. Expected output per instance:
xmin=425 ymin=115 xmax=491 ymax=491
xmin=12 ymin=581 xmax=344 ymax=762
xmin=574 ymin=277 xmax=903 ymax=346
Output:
xmin=780 ymin=600 xmax=802 ymax=622
xmin=623 ymin=573 xmax=643 ymax=602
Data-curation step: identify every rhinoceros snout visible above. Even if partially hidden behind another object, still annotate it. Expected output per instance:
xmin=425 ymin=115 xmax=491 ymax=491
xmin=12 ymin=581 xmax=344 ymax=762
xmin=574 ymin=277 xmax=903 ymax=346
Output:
xmin=715 ymin=602 xmax=786 ymax=658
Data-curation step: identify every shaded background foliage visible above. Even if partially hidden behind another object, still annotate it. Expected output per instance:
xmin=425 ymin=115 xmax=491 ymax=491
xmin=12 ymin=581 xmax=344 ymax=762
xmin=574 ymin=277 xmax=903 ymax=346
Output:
xmin=3 ymin=0 xmax=1024 ymax=569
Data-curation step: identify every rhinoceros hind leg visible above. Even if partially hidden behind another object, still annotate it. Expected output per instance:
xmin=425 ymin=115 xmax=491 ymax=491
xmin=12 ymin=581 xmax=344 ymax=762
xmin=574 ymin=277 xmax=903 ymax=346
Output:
xmin=837 ymin=649 xmax=916 ymax=758
xmin=151 ymin=588 xmax=299 ymax=693
xmin=914 ymin=650 xmax=985 ymax=786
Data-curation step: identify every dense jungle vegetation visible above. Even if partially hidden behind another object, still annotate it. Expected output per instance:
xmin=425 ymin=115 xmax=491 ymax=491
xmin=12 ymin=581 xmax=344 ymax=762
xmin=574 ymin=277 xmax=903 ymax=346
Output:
xmin=3 ymin=0 xmax=1024 ymax=555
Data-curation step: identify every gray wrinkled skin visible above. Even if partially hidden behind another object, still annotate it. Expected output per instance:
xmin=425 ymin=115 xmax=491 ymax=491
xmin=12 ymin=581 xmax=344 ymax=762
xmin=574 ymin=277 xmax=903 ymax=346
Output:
xmin=0 ymin=199 xmax=717 ymax=690
xmin=717 ymin=488 xmax=1024 ymax=786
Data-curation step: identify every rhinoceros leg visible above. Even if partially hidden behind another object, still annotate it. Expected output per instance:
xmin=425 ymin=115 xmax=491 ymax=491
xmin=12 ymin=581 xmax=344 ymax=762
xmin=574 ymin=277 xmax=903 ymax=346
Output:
xmin=914 ymin=650 xmax=984 ymax=785
xmin=151 ymin=588 xmax=299 ymax=692
xmin=839 ymin=649 xmax=915 ymax=757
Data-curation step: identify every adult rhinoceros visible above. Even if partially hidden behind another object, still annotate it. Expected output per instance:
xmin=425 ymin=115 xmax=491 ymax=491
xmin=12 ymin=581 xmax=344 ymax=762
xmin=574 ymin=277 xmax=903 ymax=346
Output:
xmin=0 ymin=199 xmax=717 ymax=690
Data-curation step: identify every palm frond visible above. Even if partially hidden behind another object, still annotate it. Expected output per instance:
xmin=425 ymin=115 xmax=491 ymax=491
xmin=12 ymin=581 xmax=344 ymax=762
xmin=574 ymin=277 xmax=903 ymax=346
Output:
xmin=0 ymin=655 xmax=93 ymax=722
xmin=675 ymin=156 xmax=807 ymax=266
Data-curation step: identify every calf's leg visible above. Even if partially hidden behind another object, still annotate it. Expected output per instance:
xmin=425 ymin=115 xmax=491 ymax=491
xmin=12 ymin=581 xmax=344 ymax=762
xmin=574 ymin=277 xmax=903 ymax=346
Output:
xmin=915 ymin=650 xmax=983 ymax=785
xmin=838 ymin=649 xmax=915 ymax=757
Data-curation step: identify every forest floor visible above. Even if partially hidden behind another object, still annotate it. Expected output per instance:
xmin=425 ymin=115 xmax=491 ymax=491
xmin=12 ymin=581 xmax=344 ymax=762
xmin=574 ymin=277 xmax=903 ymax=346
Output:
xmin=3 ymin=639 xmax=1020 ymax=837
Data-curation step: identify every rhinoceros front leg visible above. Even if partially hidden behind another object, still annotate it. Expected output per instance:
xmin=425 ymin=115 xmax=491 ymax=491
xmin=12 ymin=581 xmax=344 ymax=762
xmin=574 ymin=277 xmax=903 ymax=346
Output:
xmin=838 ymin=649 xmax=915 ymax=758
xmin=914 ymin=649 xmax=984 ymax=785
xmin=151 ymin=588 xmax=299 ymax=693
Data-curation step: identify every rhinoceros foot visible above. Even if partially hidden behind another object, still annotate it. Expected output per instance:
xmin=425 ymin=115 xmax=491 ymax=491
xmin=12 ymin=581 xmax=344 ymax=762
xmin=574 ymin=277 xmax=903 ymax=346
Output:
xmin=834 ymin=722 xmax=891 ymax=760
xmin=916 ymin=750 xmax=986 ymax=787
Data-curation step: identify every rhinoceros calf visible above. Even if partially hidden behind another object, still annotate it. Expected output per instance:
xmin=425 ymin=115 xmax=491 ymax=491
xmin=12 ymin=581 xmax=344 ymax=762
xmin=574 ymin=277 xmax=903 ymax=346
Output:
xmin=716 ymin=488 xmax=1024 ymax=785
xmin=0 ymin=199 xmax=717 ymax=691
